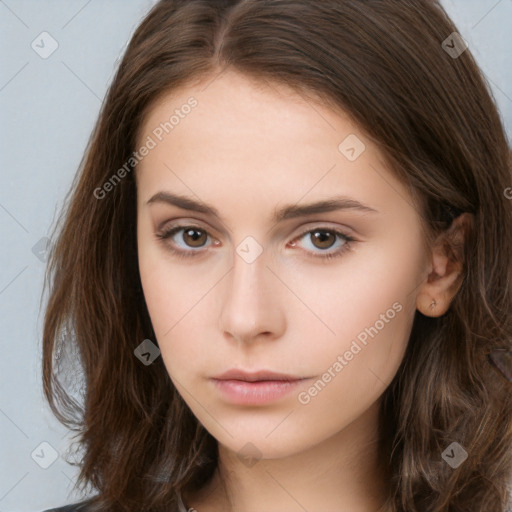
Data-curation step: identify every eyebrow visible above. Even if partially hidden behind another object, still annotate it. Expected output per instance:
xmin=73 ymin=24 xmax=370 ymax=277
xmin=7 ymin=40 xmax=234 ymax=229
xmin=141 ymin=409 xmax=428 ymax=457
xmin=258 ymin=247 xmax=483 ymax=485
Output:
xmin=146 ymin=191 xmax=379 ymax=222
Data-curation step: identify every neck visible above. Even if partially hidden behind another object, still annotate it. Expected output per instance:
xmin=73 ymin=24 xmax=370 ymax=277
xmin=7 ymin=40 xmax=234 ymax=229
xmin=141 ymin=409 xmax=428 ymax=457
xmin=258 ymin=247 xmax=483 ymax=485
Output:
xmin=184 ymin=401 xmax=391 ymax=512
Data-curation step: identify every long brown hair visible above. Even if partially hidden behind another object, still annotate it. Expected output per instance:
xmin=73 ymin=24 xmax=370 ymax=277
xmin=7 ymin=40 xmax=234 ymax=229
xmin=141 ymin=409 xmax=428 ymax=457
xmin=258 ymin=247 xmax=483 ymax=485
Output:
xmin=42 ymin=1 xmax=512 ymax=510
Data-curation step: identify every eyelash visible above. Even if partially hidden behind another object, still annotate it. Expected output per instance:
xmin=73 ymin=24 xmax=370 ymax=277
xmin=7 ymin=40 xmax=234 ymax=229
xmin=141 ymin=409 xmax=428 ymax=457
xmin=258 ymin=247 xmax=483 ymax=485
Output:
xmin=155 ymin=225 xmax=356 ymax=261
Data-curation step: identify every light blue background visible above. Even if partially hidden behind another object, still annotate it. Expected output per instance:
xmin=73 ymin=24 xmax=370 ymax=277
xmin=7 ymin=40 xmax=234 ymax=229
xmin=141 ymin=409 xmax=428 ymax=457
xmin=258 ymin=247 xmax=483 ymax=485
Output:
xmin=0 ymin=1 xmax=511 ymax=511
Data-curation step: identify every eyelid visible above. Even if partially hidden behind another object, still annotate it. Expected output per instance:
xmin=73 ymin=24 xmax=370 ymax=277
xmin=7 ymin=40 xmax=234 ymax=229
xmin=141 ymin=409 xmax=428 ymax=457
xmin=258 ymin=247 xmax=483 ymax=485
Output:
xmin=290 ymin=220 xmax=357 ymax=238
xmin=156 ymin=217 xmax=221 ymax=236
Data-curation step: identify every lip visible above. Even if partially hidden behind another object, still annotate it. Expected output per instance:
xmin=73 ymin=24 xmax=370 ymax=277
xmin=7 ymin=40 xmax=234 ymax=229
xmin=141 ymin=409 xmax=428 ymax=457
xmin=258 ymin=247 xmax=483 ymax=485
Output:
xmin=213 ymin=369 xmax=305 ymax=382
xmin=211 ymin=369 xmax=312 ymax=405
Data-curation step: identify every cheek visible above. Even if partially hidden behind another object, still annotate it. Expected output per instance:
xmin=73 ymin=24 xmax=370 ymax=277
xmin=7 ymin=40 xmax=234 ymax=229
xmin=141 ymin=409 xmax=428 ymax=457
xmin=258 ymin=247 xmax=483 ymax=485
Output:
xmin=137 ymin=225 xmax=201 ymax=334
xmin=290 ymin=243 xmax=417 ymax=349
xmin=290 ymin=239 xmax=421 ymax=401
xmin=293 ymin=280 xmax=414 ymax=436
xmin=137 ymin=244 xmax=223 ymax=376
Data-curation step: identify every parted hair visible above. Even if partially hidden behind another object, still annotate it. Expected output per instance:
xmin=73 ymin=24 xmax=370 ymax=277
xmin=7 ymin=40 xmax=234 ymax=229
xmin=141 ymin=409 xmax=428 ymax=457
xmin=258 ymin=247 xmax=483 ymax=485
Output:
xmin=42 ymin=1 xmax=512 ymax=511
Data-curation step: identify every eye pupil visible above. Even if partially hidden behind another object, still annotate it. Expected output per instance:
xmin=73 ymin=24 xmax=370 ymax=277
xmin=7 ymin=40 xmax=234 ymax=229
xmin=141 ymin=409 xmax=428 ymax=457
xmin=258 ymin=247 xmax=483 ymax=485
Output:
xmin=184 ymin=228 xmax=207 ymax=247
xmin=311 ymin=230 xmax=335 ymax=249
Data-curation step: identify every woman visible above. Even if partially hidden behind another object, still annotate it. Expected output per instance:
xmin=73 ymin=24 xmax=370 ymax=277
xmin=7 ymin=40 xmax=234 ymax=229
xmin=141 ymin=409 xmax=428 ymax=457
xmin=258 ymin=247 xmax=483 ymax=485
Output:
xmin=41 ymin=0 xmax=512 ymax=511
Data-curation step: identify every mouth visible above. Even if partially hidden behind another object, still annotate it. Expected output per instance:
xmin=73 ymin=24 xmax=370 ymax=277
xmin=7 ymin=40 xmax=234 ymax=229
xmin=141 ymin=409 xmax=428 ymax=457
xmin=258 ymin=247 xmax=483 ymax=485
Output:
xmin=210 ymin=369 xmax=312 ymax=405
xmin=213 ymin=369 xmax=307 ymax=382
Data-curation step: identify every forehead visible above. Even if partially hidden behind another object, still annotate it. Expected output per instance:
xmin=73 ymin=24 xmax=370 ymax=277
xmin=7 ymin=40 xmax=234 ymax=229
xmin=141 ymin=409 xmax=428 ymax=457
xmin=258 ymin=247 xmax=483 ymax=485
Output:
xmin=138 ymin=71 xmax=350 ymax=153
xmin=134 ymin=71 xmax=410 ymax=220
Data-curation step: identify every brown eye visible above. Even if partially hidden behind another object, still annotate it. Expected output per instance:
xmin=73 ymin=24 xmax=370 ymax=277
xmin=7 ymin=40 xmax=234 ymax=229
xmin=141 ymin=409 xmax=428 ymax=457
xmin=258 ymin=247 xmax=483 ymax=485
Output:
xmin=290 ymin=226 xmax=355 ymax=261
xmin=156 ymin=225 xmax=212 ymax=257
xmin=181 ymin=228 xmax=207 ymax=248
xmin=310 ymin=230 xmax=336 ymax=250
xmin=157 ymin=224 xmax=354 ymax=262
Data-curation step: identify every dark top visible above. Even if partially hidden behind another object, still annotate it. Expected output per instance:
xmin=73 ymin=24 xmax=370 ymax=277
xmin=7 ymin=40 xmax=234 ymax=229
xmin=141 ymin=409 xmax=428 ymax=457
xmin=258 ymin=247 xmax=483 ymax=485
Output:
xmin=42 ymin=496 xmax=186 ymax=512
xmin=43 ymin=500 xmax=93 ymax=512
xmin=40 ymin=497 xmax=512 ymax=512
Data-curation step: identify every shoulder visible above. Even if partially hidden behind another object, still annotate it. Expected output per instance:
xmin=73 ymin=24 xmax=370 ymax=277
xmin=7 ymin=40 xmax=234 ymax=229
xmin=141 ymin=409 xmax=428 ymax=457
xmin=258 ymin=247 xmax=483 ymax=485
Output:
xmin=42 ymin=499 xmax=93 ymax=512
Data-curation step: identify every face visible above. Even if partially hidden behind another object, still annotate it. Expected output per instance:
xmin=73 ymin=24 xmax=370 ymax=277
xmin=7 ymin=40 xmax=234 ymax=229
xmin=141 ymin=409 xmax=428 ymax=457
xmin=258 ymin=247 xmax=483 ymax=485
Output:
xmin=136 ymin=70 xmax=430 ymax=459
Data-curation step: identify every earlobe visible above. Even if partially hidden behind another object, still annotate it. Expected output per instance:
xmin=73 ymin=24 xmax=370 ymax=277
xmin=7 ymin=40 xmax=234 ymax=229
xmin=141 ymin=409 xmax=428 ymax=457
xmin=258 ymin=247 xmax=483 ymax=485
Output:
xmin=416 ymin=274 xmax=462 ymax=317
xmin=416 ymin=213 xmax=473 ymax=317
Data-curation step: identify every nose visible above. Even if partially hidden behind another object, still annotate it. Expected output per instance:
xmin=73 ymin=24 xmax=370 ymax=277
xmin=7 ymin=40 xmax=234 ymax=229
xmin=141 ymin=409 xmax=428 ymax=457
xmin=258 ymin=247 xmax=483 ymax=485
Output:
xmin=218 ymin=245 xmax=286 ymax=346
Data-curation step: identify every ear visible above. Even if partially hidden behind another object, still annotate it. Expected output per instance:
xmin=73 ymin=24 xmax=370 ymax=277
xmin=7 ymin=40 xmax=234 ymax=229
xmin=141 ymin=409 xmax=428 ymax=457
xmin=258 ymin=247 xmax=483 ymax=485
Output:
xmin=416 ymin=213 xmax=473 ymax=317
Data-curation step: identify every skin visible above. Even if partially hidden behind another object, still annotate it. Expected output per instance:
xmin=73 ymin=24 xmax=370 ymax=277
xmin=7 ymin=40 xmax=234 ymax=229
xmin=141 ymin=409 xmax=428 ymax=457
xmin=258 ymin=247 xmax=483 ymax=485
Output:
xmin=135 ymin=69 xmax=469 ymax=512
